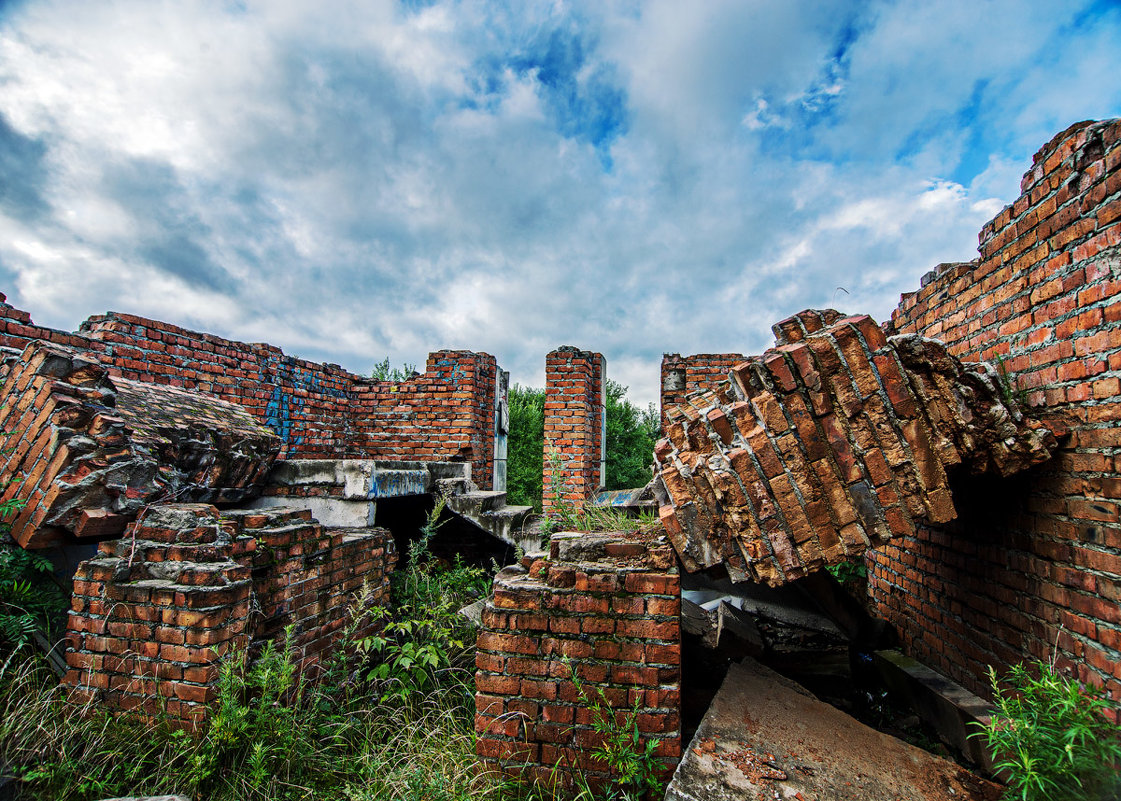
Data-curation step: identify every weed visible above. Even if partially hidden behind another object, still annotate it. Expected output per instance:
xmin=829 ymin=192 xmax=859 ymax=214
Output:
xmin=995 ymin=354 xmax=1029 ymax=409
xmin=824 ymin=558 xmax=867 ymax=585
xmin=972 ymin=657 xmax=1121 ymax=801
xmin=566 ymin=659 xmax=669 ymax=801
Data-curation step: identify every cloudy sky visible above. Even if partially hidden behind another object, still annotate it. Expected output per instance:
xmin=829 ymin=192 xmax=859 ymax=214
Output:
xmin=0 ymin=0 xmax=1118 ymax=406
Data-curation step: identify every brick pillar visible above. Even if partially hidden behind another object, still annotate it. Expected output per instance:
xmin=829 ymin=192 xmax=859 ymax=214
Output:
xmin=543 ymin=347 xmax=606 ymax=515
xmin=475 ymin=529 xmax=682 ymax=790
xmin=62 ymin=504 xmax=254 ymax=727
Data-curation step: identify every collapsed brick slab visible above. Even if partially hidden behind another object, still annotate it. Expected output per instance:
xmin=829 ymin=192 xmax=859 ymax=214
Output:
xmin=475 ymin=529 xmax=681 ymax=789
xmin=0 ymin=343 xmax=281 ymax=548
xmin=655 ymin=310 xmax=1058 ymax=586
xmin=665 ymin=658 xmax=1001 ymax=801
xmin=63 ymin=503 xmax=394 ymax=724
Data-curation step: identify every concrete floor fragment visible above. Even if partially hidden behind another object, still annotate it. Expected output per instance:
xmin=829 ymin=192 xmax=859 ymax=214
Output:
xmin=666 ymin=658 xmax=1001 ymax=801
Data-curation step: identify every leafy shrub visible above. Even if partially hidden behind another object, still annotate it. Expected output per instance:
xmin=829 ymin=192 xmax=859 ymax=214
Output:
xmin=0 ymin=544 xmax=68 ymax=653
xmin=973 ymin=658 xmax=1121 ymax=801
xmin=359 ymin=497 xmax=489 ymax=704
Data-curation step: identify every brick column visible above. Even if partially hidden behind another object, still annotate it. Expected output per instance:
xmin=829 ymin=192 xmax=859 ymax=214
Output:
xmin=475 ymin=529 xmax=681 ymax=790
xmin=543 ymin=347 xmax=606 ymax=515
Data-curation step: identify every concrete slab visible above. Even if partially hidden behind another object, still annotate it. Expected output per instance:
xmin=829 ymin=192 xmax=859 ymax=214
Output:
xmin=666 ymin=658 xmax=1002 ymax=801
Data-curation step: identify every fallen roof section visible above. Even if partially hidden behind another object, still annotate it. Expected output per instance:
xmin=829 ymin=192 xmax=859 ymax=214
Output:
xmin=0 ymin=343 xmax=281 ymax=547
xmin=655 ymin=309 xmax=1057 ymax=586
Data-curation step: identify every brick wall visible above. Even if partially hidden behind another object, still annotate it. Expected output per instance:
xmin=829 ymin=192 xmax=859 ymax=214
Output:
xmin=868 ymin=118 xmax=1121 ymax=704
xmin=62 ymin=503 xmax=394 ymax=725
xmin=660 ymin=353 xmax=747 ymax=429
xmin=475 ymin=530 xmax=681 ymax=789
xmin=0 ymin=299 xmax=500 ymax=489
xmin=543 ymin=347 xmax=606 ymax=514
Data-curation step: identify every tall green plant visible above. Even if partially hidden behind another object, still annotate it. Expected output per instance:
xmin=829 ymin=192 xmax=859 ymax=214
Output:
xmin=0 ymin=544 xmax=67 ymax=652
xmin=972 ymin=658 xmax=1121 ymax=801
xmin=566 ymin=660 xmax=668 ymax=801
xmin=359 ymin=497 xmax=488 ymax=704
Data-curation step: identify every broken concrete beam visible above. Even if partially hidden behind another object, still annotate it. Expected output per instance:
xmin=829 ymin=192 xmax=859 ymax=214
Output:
xmin=665 ymin=657 xmax=1001 ymax=801
xmin=655 ymin=310 xmax=1058 ymax=586
xmin=0 ymin=343 xmax=281 ymax=548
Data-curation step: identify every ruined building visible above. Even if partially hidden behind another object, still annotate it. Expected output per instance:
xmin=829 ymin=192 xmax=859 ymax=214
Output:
xmin=0 ymin=119 xmax=1118 ymax=794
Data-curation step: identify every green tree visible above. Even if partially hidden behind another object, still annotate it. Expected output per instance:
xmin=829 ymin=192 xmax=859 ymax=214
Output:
xmin=603 ymin=379 xmax=660 ymax=491
xmin=505 ymin=384 xmax=544 ymax=511
xmin=370 ymin=357 xmax=418 ymax=382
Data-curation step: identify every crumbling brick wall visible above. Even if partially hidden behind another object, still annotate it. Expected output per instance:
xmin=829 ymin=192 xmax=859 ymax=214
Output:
xmin=63 ymin=503 xmax=394 ymax=724
xmin=661 ymin=352 xmax=747 ymax=429
xmin=869 ymin=119 xmax=1121 ymax=702
xmin=475 ymin=530 xmax=681 ymax=788
xmin=543 ymin=347 xmax=606 ymax=513
xmin=0 ymin=302 xmax=501 ymax=489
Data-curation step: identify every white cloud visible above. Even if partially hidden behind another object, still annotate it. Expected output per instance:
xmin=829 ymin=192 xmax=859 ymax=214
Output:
xmin=0 ymin=0 xmax=1117 ymax=410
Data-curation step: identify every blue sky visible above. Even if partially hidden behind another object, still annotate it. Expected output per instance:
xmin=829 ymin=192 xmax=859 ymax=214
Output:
xmin=0 ymin=0 xmax=1118 ymax=407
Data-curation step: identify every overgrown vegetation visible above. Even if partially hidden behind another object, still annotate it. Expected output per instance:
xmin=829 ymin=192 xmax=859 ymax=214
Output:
xmin=0 ymin=495 xmax=666 ymax=800
xmin=542 ymin=447 xmax=660 ymax=538
xmin=1 ymin=500 xmax=523 ymax=800
xmin=507 ymin=384 xmax=545 ymax=511
xmin=0 ymin=543 xmax=67 ymax=655
xmin=972 ymin=658 xmax=1121 ymax=801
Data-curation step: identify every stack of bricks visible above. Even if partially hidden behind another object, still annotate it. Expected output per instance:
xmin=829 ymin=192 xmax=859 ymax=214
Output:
xmin=543 ymin=347 xmax=606 ymax=514
xmin=475 ymin=529 xmax=681 ymax=789
xmin=869 ymin=118 xmax=1121 ymax=701
xmin=64 ymin=504 xmax=255 ymax=724
xmin=655 ymin=310 xmax=1057 ymax=587
xmin=661 ymin=352 xmax=747 ymax=430
xmin=353 ymin=350 xmax=499 ymax=487
xmin=62 ymin=503 xmax=395 ymax=724
xmin=0 ymin=301 xmax=502 ymax=490
xmin=0 ymin=342 xmax=280 ymax=548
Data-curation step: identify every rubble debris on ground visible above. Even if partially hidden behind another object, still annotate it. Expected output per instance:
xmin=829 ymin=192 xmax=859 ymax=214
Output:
xmin=665 ymin=657 xmax=1002 ymax=801
xmin=655 ymin=310 xmax=1058 ymax=586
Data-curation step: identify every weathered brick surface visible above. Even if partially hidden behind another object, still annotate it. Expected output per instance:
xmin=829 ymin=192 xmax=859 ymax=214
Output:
xmin=661 ymin=353 xmax=747 ymax=429
xmin=0 ymin=343 xmax=280 ymax=548
xmin=870 ymin=118 xmax=1121 ymax=703
xmin=655 ymin=312 xmax=1056 ymax=586
xmin=62 ymin=503 xmax=394 ymax=724
xmin=0 ymin=299 xmax=501 ymax=489
xmin=543 ymin=347 xmax=606 ymax=513
xmin=475 ymin=530 xmax=681 ymax=788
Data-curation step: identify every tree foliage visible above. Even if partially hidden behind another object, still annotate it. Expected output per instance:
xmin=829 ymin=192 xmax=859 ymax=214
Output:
xmin=505 ymin=384 xmax=544 ymax=511
xmin=603 ymin=379 xmax=659 ymax=492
